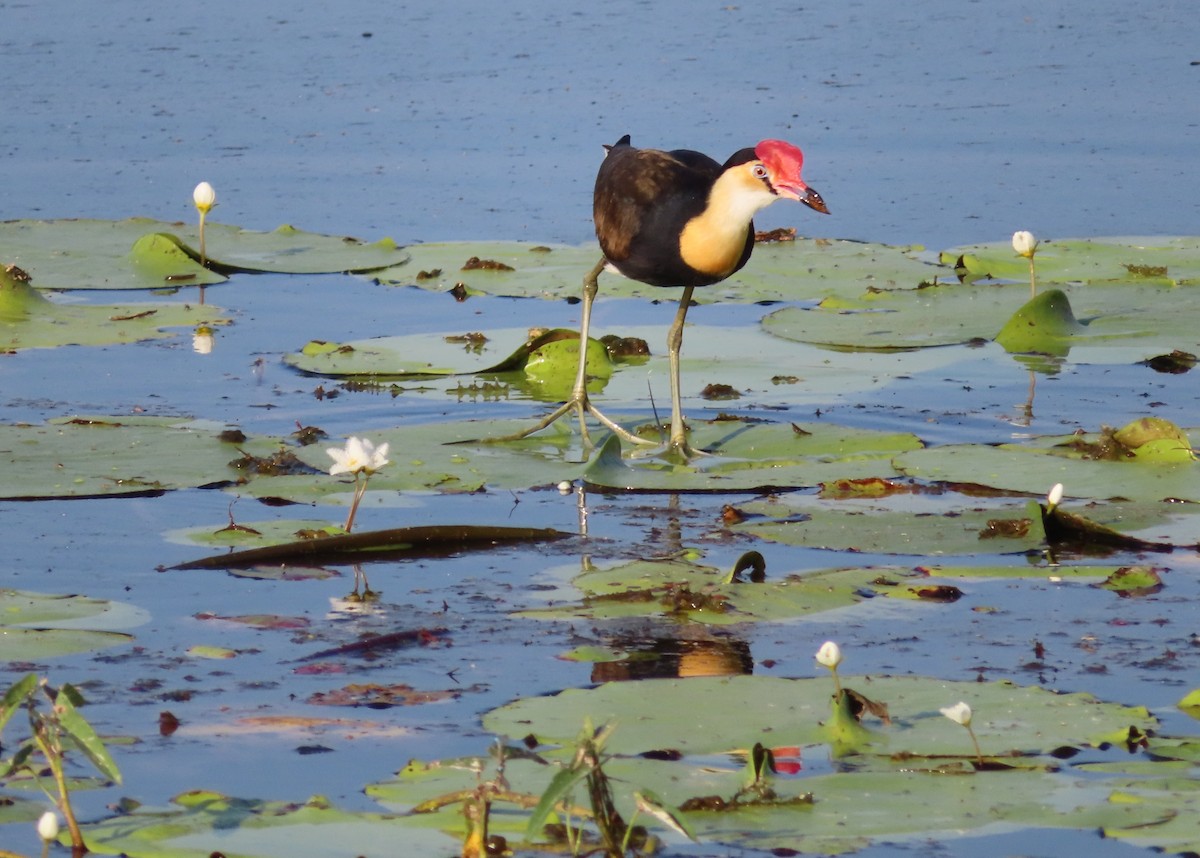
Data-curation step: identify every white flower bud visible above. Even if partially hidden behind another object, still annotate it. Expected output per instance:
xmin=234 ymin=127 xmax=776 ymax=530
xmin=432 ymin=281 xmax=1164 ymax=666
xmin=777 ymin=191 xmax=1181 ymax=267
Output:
xmin=815 ymin=640 xmax=843 ymax=669
xmin=193 ymin=181 xmax=217 ymax=214
xmin=1047 ymin=483 xmax=1064 ymax=509
xmin=1012 ymin=230 xmax=1039 ymax=258
xmin=37 ymin=811 xmax=60 ymax=842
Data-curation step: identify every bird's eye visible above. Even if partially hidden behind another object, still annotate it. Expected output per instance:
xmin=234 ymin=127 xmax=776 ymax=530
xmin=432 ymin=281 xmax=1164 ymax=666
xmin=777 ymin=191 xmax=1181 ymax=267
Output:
xmin=752 ymin=164 xmax=769 ymax=179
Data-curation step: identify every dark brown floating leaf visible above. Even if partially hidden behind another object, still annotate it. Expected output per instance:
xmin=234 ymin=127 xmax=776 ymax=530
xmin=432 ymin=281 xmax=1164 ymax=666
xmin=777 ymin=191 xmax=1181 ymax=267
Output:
xmin=700 ymin=383 xmax=741 ymax=400
xmin=227 ymin=448 xmax=321 ymax=477
xmin=109 ymin=309 xmax=158 ymax=321
xmin=754 ymin=226 xmax=797 ymax=243
xmin=978 ymin=517 xmax=1032 ymax=539
xmin=821 ymin=477 xmax=913 ymax=500
xmin=168 ymin=524 xmax=572 ymax=570
xmin=721 ymin=504 xmax=747 ymax=525
xmin=300 ymin=627 xmax=449 ymax=661
xmin=218 ymin=428 xmax=248 ymax=444
xmin=415 ymin=268 xmax=443 ymax=280
xmin=661 ymin=583 xmax=728 ymax=614
xmin=845 ymin=688 xmax=892 ymax=725
xmin=910 ymin=585 xmax=963 ymax=603
xmin=158 ymin=711 xmax=180 ymax=737
xmin=449 ymin=282 xmax=469 ymax=301
xmin=1139 ymin=349 xmax=1197 ymax=374
xmin=307 ymin=682 xmax=460 ymax=708
xmin=1043 ymin=507 xmax=1174 ymax=554
xmin=445 ymin=332 xmax=488 ymax=345
xmin=461 ymin=256 xmax=514 ymax=272
xmin=291 ymin=424 xmax=326 ymax=446
xmin=600 ymin=334 xmax=650 ymax=358
xmin=1123 ymin=263 xmax=1168 ymax=277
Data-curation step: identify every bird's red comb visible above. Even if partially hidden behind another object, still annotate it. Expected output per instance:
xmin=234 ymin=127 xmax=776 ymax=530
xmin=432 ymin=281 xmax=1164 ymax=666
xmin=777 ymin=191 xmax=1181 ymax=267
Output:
xmin=754 ymin=139 xmax=804 ymax=175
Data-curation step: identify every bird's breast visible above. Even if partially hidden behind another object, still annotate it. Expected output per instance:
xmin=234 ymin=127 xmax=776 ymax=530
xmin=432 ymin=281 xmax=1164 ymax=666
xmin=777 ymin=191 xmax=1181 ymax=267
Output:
xmin=677 ymin=215 xmax=752 ymax=280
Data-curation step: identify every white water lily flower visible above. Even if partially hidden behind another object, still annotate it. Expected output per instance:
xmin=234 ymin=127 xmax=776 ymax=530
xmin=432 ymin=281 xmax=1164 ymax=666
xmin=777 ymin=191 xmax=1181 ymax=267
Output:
xmin=940 ymin=701 xmax=972 ymax=726
xmin=815 ymin=640 xmax=843 ymax=669
xmin=1047 ymin=483 xmax=1064 ymax=509
xmin=37 ymin=811 xmax=60 ymax=842
xmin=193 ymin=181 xmax=217 ymax=214
xmin=1012 ymin=230 xmax=1039 ymax=258
xmin=327 ymin=436 xmax=390 ymax=476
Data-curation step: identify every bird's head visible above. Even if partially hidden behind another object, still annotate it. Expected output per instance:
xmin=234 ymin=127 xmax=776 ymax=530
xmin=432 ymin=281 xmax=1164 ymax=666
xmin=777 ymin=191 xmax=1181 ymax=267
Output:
xmin=753 ymin=140 xmax=829 ymax=214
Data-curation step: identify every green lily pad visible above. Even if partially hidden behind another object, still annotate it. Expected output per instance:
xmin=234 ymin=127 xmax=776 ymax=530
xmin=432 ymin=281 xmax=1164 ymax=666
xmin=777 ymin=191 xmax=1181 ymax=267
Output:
xmin=0 ymin=264 xmax=228 ymax=351
xmin=377 ymin=238 xmax=945 ymax=304
xmin=941 ymin=236 xmax=1200 ymax=286
xmin=0 ymin=218 xmax=408 ymax=291
xmin=894 ymin=436 xmax=1200 ymax=502
xmin=483 ymin=675 xmax=1154 ymax=757
xmin=80 ymin=791 xmax=456 ymax=858
xmin=995 ymin=288 xmax=1085 ymax=355
xmin=0 ymin=415 xmax=249 ymax=499
xmin=0 ymin=589 xmax=145 ymax=659
xmin=520 ymin=558 xmax=955 ymax=624
xmin=371 ymin=747 xmax=1172 ymax=856
xmin=580 ymin=422 xmax=924 ymax=492
xmin=283 ymin=328 xmax=615 ymax=403
xmin=765 ymin=275 xmax=1200 ymax=362
xmin=725 ymin=494 xmax=1053 ymax=556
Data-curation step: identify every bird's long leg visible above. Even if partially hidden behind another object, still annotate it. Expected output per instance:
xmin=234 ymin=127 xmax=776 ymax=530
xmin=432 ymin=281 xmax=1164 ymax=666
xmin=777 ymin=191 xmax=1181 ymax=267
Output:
xmin=664 ymin=284 xmax=703 ymax=458
xmin=478 ymin=257 xmax=653 ymax=448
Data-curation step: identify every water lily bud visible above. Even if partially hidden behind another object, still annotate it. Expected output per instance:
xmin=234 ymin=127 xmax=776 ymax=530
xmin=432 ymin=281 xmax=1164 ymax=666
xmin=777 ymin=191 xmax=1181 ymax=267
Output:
xmin=1047 ymin=483 xmax=1064 ymax=509
xmin=557 ymin=480 xmax=574 ymax=494
xmin=940 ymin=701 xmax=972 ymax=726
xmin=1012 ymin=230 xmax=1039 ymax=258
xmin=193 ymin=181 xmax=217 ymax=214
xmin=37 ymin=811 xmax=60 ymax=842
xmin=815 ymin=640 xmax=843 ymax=669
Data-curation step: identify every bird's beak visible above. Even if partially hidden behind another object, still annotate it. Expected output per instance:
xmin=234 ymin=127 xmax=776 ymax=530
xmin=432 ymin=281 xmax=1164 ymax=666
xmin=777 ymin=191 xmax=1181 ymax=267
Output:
xmin=776 ymin=183 xmax=829 ymax=214
xmin=800 ymin=186 xmax=829 ymax=214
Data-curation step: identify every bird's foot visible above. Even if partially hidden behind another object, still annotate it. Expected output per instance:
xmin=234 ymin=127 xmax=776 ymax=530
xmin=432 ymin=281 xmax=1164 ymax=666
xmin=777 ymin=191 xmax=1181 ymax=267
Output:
xmin=457 ymin=395 xmax=656 ymax=450
xmin=624 ymin=430 xmax=711 ymax=463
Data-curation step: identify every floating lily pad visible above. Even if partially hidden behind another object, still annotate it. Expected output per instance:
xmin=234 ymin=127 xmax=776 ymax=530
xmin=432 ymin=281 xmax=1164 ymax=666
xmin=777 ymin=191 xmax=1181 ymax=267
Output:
xmin=371 ymin=744 xmax=1175 ymax=856
xmin=894 ymin=437 xmax=1200 ymax=502
xmin=722 ymin=493 xmax=1056 ymax=556
xmin=941 ymin=236 xmax=1200 ymax=286
xmin=0 ymin=415 xmax=248 ymax=499
xmin=484 ymin=674 xmax=1154 ymax=757
xmin=283 ymin=328 xmax=615 ymax=404
xmin=0 ymin=589 xmax=144 ymax=658
xmin=0 ymin=218 xmax=408 ymax=291
xmin=80 ymin=791 xmax=456 ymax=858
xmin=765 ymin=276 xmax=1200 ymax=361
xmin=994 ymin=288 xmax=1085 ymax=355
xmin=0 ymin=264 xmax=228 ymax=351
xmin=581 ymin=422 xmax=924 ymax=492
xmin=377 ymin=238 xmax=945 ymax=304
xmin=519 ymin=558 xmax=940 ymax=624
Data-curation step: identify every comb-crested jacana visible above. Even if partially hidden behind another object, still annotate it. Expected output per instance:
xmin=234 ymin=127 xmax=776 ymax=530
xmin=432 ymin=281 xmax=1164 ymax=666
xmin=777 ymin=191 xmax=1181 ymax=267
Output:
xmin=501 ymin=134 xmax=828 ymax=458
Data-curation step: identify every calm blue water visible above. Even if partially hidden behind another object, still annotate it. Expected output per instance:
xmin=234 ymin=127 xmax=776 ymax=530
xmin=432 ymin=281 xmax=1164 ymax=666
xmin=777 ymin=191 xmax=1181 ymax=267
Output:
xmin=1 ymin=1 xmax=1197 ymax=855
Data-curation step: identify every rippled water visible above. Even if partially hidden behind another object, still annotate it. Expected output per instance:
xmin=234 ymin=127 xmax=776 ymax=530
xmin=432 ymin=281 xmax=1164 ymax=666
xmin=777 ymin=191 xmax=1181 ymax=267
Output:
xmin=2 ymin=1 xmax=1197 ymax=855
